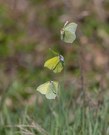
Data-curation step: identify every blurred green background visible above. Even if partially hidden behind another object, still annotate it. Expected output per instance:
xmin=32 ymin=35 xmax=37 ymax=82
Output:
xmin=0 ymin=0 xmax=109 ymax=135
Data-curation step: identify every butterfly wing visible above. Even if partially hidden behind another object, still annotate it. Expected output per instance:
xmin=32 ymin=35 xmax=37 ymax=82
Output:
xmin=53 ymin=62 xmax=63 ymax=73
xmin=44 ymin=56 xmax=59 ymax=71
xmin=63 ymin=30 xmax=75 ymax=43
xmin=44 ymin=56 xmax=63 ymax=73
xmin=46 ymin=88 xmax=56 ymax=99
xmin=61 ymin=22 xmax=77 ymax=43
xmin=37 ymin=82 xmax=49 ymax=95
xmin=65 ymin=23 xmax=77 ymax=33
xmin=46 ymin=81 xmax=59 ymax=99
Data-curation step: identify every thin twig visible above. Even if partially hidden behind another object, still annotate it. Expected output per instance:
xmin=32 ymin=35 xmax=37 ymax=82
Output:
xmin=79 ymin=45 xmax=85 ymax=106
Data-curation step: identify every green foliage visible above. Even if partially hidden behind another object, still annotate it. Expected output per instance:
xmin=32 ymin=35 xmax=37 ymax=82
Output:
xmin=0 ymin=88 xmax=109 ymax=135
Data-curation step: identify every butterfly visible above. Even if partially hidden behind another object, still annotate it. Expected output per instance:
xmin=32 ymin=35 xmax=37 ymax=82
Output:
xmin=37 ymin=81 xmax=59 ymax=99
xmin=44 ymin=55 xmax=64 ymax=73
xmin=61 ymin=21 xmax=77 ymax=43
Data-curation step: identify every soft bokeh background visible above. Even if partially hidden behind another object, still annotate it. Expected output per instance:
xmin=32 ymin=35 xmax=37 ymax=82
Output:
xmin=0 ymin=0 xmax=109 ymax=135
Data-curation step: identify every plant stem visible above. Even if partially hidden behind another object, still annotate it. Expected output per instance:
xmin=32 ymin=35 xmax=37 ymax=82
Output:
xmin=78 ymin=42 xmax=86 ymax=131
xmin=0 ymin=83 xmax=11 ymax=111
xmin=78 ymin=43 xmax=85 ymax=107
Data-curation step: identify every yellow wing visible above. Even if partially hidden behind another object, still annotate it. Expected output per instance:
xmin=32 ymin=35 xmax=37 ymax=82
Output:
xmin=37 ymin=81 xmax=59 ymax=99
xmin=44 ymin=56 xmax=60 ymax=72
xmin=46 ymin=81 xmax=59 ymax=99
xmin=44 ymin=56 xmax=64 ymax=73
xmin=53 ymin=62 xmax=63 ymax=73
xmin=61 ymin=22 xmax=77 ymax=43
xmin=36 ymin=82 xmax=49 ymax=95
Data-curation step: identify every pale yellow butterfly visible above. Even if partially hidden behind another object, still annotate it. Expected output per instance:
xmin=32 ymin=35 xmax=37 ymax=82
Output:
xmin=37 ymin=81 xmax=59 ymax=99
xmin=61 ymin=21 xmax=77 ymax=43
